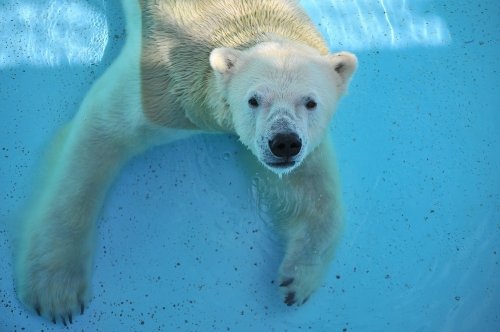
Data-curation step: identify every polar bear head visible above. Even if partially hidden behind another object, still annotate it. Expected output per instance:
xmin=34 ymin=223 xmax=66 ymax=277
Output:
xmin=210 ymin=41 xmax=357 ymax=175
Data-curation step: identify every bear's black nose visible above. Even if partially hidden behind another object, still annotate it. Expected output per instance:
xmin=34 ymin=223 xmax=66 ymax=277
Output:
xmin=269 ymin=133 xmax=302 ymax=158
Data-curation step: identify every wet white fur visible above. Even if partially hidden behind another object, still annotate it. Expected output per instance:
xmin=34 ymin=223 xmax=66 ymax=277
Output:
xmin=15 ymin=0 xmax=357 ymax=321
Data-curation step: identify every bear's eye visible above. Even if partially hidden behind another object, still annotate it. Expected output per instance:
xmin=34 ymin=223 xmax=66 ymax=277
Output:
xmin=248 ymin=96 xmax=259 ymax=108
xmin=305 ymin=99 xmax=317 ymax=110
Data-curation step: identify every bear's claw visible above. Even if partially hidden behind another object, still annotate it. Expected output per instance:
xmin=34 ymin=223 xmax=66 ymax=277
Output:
xmin=43 ymin=312 xmax=74 ymax=326
xmin=28 ymin=298 xmax=85 ymax=325
xmin=279 ymin=278 xmax=294 ymax=287
xmin=284 ymin=292 xmax=296 ymax=306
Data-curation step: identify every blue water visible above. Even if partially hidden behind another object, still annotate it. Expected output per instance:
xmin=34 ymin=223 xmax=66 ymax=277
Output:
xmin=0 ymin=0 xmax=499 ymax=331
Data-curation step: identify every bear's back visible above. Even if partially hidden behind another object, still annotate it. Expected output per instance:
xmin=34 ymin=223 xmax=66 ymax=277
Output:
xmin=143 ymin=0 xmax=327 ymax=51
xmin=140 ymin=0 xmax=329 ymax=130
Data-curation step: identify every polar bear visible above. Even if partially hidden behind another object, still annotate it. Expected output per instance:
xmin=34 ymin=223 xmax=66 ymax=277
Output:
xmin=15 ymin=0 xmax=357 ymax=325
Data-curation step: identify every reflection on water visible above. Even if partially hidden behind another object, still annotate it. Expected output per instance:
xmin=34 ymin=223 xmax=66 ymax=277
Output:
xmin=300 ymin=0 xmax=451 ymax=50
xmin=0 ymin=0 xmax=107 ymax=68
xmin=0 ymin=0 xmax=450 ymax=68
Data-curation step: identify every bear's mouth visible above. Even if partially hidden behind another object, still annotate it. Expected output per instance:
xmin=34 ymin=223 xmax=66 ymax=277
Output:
xmin=266 ymin=160 xmax=296 ymax=168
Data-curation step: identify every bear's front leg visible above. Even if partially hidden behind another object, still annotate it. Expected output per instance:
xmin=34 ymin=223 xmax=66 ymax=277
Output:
xmin=257 ymin=138 xmax=343 ymax=306
xmin=15 ymin=118 xmax=134 ymax=324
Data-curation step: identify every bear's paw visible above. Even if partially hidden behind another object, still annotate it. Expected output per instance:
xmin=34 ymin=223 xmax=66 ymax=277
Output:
xmin=16 ymin=243 xmax=91 ymax=325
xmin=278 ymin=257 xmax=329 ymax=306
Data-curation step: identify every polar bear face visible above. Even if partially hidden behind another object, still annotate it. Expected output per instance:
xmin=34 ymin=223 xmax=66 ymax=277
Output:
xmin=210 ymin=42 xmax=357 ymax=175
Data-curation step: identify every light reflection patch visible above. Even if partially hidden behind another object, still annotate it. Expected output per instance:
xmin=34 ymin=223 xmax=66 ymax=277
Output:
xmin=300 ymin=0 xmax=451 ymax=50
xmin=0 ymin=0 xmax=451 ymax=68
xmin=0 ymin=0 xmax=108 ymax=68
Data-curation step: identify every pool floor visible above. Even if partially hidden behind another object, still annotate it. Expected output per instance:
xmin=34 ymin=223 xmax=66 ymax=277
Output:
xmin=1 ymin=0 xmax=499 ymax=331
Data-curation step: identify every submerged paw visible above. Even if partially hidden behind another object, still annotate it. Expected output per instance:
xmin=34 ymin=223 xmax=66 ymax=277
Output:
xmin=278 ymin=259 xmax=329 ymax=307
xmin=16 ymin=253 xmax=91 ymax=325
xmin=279 ymin=275 xmax=313 ymax=306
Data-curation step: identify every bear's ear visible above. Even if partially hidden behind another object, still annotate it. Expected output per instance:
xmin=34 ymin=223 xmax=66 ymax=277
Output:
xmin=210 ymin=48 xmax=243 ymax=75
xmin=326 ymin=52 xmax=358 ymax=92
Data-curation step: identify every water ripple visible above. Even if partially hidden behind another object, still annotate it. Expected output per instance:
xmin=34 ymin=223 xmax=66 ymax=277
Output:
xmin=0 ymin=0 xmax=450 ymax=68
xmin=300 ymin=0 xmax=451 ymax=50
xmin=0 ymin=0 xmax=108 ymax=68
